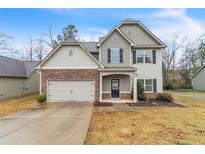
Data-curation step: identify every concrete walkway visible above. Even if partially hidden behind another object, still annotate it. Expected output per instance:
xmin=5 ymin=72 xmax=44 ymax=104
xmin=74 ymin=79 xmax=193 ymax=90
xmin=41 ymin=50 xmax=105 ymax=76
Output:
xmin=0 ymin=102 xmax=93 ymax=145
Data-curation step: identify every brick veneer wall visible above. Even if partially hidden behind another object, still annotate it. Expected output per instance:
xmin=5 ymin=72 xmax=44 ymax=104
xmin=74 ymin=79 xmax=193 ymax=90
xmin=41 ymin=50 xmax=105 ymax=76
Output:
xmin=41 ymin=69 xmax=100 ymax=101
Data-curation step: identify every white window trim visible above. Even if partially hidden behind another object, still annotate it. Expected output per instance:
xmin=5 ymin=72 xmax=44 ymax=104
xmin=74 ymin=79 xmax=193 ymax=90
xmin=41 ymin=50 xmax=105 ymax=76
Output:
xmin=134 ymin=50 xmax=154 ymax=64
xmin=136 ymin=51 xmax=144 ymax=63
xmin=145 ymin=79 xmax=153 ymax=92
xmin=145 ymin=51 xmax=153 ymax=63
xmin=111 ymin=48 xmax=120 ymax=64
xmin=138 ymin=79 xmax=154 ymax=93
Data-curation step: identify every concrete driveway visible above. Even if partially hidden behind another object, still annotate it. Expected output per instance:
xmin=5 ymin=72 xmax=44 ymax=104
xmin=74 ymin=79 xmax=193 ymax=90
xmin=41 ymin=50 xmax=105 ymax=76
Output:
xmin=0 ymin=102 xmax=93 ymax=144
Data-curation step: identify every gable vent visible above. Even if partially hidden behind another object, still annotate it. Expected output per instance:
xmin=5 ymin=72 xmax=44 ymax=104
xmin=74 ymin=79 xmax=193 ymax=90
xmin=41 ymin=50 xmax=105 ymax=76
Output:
xmin=112 ymin=36 xmax=117 ymax=42
xmin=68 ymin=50 xmax=73 ymax=56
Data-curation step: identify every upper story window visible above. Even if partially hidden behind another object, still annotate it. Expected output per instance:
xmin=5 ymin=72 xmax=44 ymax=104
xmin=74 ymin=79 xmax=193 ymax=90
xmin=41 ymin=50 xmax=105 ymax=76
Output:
xmin=136 ymin=51 xmax=144 ymax=63
xmin=145 ymin=51 xmax=153 ymax=63
xmin=108 ymin=48 xmax=123 ymax=64
xmin=111 ymin=48 xmax=120 ymax=63
xmin=133 ymin=50 xmax=156 ymax=64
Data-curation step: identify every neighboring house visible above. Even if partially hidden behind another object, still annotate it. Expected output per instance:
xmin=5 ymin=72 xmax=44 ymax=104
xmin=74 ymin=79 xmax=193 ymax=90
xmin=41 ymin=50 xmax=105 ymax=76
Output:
xmin=0 ymin=55 xmax=39 ymax=99
xmin=192 ymin=65 xmax=205 ymax=91
xmin=36 ymin=19 xmax=166 ymax=103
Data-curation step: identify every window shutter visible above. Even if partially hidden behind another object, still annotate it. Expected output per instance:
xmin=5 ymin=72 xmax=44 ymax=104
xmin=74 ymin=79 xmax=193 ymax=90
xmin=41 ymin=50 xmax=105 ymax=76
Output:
xmin=108 ymin=49 xmax=111 ymax=63
xmin=133 ymin=50 xmax=136 ymax=64
xmin=153 ymin=50 xmax=156 ymax=64
xmin=153 ymin=79 xmax=157 ymax=92
xmin=120 ymin=48 xmax=123 ymax=63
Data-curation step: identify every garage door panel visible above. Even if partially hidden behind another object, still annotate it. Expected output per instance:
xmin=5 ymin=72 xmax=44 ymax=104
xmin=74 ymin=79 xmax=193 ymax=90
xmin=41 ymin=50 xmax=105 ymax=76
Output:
xmin=47 ymin=80 xmax=95 ymax=102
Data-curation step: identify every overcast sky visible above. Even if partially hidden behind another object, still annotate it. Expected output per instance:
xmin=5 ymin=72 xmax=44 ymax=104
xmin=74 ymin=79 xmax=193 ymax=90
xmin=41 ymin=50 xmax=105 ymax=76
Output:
xmin=1 ymin=8 xmax=205 ymax=56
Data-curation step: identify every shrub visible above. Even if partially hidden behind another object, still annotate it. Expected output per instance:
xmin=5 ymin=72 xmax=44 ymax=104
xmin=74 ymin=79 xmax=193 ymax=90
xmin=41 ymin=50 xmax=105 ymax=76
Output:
xmin=156 ymin=92 xmax=173 ymax=102
xmin=137 ymin=82 xmax=147 ymax=101
xmin=36 ymin=95 xmax=46 ymax=103
xmin=180 ymin=82 xmax=192 ymax=90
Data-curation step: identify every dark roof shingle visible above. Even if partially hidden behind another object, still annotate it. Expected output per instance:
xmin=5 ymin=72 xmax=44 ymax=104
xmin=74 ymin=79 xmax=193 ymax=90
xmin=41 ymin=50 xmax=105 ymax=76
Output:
xmin=0 ymin=55 xmax=39 ymax=78
xmin=81 ymin=42 xmax=98 ymax=53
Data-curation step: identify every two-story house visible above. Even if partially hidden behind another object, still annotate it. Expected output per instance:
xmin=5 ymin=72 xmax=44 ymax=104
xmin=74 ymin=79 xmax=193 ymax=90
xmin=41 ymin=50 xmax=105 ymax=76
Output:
xmin=36 ymin=19 xmax=166 ymax=103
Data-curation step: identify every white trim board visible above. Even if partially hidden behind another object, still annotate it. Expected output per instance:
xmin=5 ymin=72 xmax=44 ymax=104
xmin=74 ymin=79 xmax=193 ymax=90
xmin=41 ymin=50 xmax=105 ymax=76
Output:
xmin=36 ymin=42 xmax=104 ymax=69
xmin=118 ymin=21 xmax=166 ymax=48
xmin=96 ymin=27 xmax=135 ymax=47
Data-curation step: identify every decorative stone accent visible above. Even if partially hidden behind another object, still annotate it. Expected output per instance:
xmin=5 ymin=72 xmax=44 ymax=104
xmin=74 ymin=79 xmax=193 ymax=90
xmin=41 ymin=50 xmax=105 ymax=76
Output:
xmin=145 ymin=93 xmax=158 ymax=99
xmin=41 ymin=69 xmax=100 ymax=101
xmin=120 ymin=93 xmax=132 ymax=100
xmin=102 ymin=92 xmax=132 ymax=100
xmin=102 ymin=93 xmax=110 ymax=99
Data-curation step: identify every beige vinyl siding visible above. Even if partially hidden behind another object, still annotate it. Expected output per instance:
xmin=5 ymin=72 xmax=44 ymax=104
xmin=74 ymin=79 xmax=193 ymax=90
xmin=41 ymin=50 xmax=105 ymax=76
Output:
xmin=102 ymin=75 xmax=130 ymax=92
xmin=42 ymin=46 xmax=99 ymax=69
xmin=192 ymin=67 xmax=205 ymax=91
xmin=26 ymin=71 xmax=40 ymax=94
xmin=0 ymin=71 xmax=39 ymax=99
xmin=0 ymin=77 xmax=25 ymax=99
xmin=100 ymin=30 xmax=131 ymax=67
xmin=119 ymin=24 xmax=159 ymax=46
xmin=132 ymin=49 xmax=163 ymax=93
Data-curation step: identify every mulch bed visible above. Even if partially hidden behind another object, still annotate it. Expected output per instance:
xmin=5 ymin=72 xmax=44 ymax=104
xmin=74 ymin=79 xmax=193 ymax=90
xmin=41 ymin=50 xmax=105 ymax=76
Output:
xmin=94 ymin=102 xmax=113 ymax=106
xmin=126 ymin=99 xmax=186 ymax=107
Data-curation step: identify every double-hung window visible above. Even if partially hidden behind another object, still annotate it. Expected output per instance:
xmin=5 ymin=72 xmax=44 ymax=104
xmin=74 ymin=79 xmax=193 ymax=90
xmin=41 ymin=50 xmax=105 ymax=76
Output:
xmin=136 ymin=51 xmax=144 ymax=63
xmin=137 ymin=79 xmax=156 ymax=92
xmin=145 ymin=51 xmax=153 ymax=63
xmin=111 ymin=48 xmax=120 ymax=63
xmin=133 ymin=50 xmax=156 ymax=64
xmin=145 ymin=79 xmax=153 ymax=92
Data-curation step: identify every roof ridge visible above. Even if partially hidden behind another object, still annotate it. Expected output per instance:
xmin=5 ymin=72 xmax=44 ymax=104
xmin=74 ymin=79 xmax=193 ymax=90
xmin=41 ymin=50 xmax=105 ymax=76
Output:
xmin=0 ymin=55 xmax=22 ymax=62
xmin=81 ymin=41 xmax=98 ymax=43
xmin=192 ymin=65 xmax=205 ymax=78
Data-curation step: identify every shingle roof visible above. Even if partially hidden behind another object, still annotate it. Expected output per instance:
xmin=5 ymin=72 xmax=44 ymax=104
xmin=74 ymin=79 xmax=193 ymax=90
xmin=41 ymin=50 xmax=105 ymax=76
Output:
xmin=192 ymin=65 xmax=205 ymax=78
xmin=0 ymin=55 xmax=39 ymax=78
xmin=64 ymin=38 xmax=78 ymax=43
xmin=23 ymin=61 xmax=39 ymax=77
xmin=122 ymin=19 xmax=138 ymax=22
xmin=81 ymin=42 xmax=98 ymax=53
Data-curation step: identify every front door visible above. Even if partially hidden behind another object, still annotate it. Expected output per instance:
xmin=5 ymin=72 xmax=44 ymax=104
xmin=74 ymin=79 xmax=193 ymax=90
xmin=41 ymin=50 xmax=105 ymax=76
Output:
xmin=111 ymin=79 xmax=120 ymax=98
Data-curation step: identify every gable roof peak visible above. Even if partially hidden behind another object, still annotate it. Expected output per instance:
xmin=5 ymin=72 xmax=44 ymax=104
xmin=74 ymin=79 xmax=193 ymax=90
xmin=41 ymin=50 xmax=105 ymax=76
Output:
xmin=64 ymin=38 xmax=78 ymax=43
xmin=122 ymin=19 xmax=138 ymax=23
xmin=96 ymin=26 xmax=135 ymax=47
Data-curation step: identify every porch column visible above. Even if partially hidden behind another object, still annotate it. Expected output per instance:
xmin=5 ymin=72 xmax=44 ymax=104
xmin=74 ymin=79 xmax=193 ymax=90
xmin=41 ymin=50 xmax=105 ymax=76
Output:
xmin=99 ymin=72 xmax=102 ymax=102
xmin=133 ymin=74 xmax=137 ymax=102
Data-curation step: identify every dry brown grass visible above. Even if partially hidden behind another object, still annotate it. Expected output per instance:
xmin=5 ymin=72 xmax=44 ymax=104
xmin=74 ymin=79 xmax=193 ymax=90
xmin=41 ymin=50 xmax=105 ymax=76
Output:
xmin=0 ymin=95 xmax=38 ymax=117
xmin=85 ymin=91 xmax=205 ymax=144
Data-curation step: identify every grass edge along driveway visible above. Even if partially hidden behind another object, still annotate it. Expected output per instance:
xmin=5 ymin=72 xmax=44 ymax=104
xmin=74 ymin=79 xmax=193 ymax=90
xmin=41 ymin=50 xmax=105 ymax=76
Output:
xmin=0 ymin=95 xmax=38 ymax=117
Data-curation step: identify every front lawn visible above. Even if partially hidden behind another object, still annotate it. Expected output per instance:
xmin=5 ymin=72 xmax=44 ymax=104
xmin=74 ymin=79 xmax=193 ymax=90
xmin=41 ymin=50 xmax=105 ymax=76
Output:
xmin=0 ymin=95 xmax=38 ymax=117
xmin=85 ymin=91 xmax=205 ymax=144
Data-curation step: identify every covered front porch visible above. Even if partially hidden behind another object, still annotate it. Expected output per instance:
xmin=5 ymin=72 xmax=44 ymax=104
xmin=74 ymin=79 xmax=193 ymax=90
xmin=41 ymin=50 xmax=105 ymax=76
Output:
xmin=98 ymin=67 xmax=138 ymax=103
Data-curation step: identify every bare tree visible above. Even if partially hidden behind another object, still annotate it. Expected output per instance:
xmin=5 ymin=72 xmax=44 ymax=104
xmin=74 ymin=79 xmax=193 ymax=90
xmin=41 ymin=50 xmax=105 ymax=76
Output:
xmin=43 ymin=25 xmax=57 ymax=50
xmin=24 ymin=37 xmax=35 ymax=61
xmin=163 ymin=33 xmax=187 ymax=71
xmin=0 ymin=32 xmax=13 ymax=52
xmin=162 ymin=33 xmax=187 ymax=90
xmin=35 ymin=35 xmax=43 ymax=61
xmin=179 ymin=42 xmax=199 ymax=80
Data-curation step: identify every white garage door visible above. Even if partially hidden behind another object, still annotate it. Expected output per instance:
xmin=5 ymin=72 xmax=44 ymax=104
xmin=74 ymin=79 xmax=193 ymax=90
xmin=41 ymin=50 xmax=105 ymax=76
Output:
xmin=47 ymin=80 xmax=95 ymax=102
